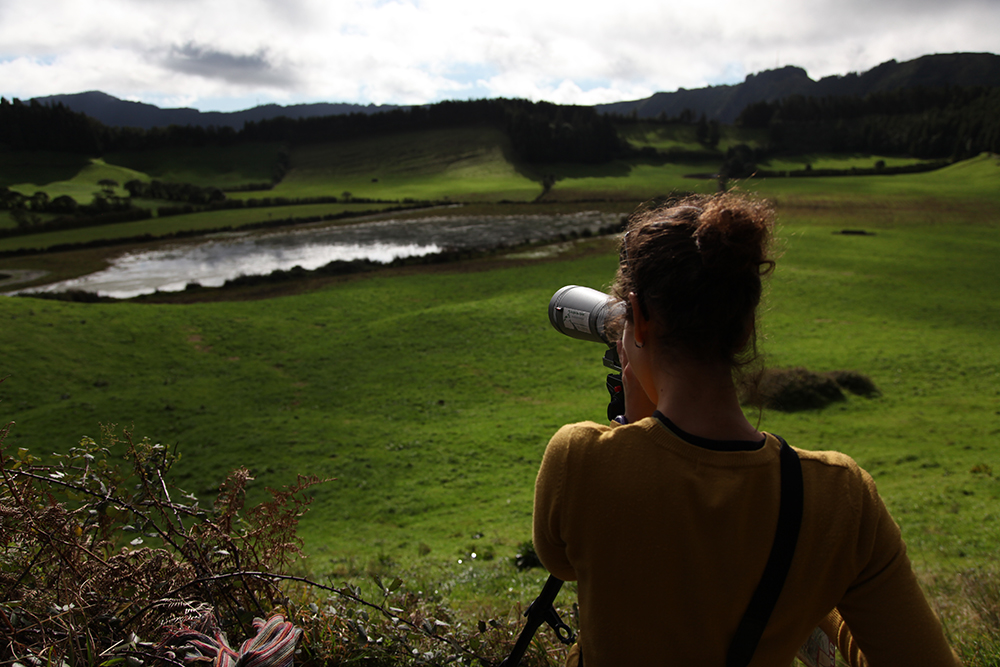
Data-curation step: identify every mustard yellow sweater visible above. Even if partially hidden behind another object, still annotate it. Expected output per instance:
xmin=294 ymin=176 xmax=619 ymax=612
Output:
xmin=533 ymin=417 xmax=960 ymax=667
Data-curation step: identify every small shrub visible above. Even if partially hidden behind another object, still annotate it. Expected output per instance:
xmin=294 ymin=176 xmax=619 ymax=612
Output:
xmin=514 ymin=540 xmax=542 ymax=570
xmin=825 ymin=370 xmax=881 ymax=397
xmin=743 ymin=367 xmax=846 ymax=411
xmin=0 ymin=418 xmax=324 ymax=666
xmin=743 ymin=367 xmax=881 ymax=411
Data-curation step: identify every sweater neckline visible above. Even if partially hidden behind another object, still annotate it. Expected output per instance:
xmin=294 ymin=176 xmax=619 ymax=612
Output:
xmin=652 ymin=411 xmax=766 ymax=452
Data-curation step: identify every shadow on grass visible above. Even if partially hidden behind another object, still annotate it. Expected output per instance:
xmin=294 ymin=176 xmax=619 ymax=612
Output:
xmin=0 ymin=151 xmax=92 ymax=187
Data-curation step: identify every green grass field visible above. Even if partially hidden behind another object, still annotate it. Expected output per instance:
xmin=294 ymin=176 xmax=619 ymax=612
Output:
xmin=614 ymin=119 xmax=769 ymax=153
xmin=749 ymin=153 xmax=1000 ymax=204
xmin=105 ymin=142 xmax=285 ymax=188
xmin=6 ymin=157 xmax=144 ymax=202
xmin=2 ymin=139 xmax=998 ymax=586
xmin=5 ymin=127 xmax=553 ymax=208
xmin=616 ymin=122 xmax=716 ymax=153
xmin=1 ymin=186 xmax=998 ymax=583
xmin=2 ymin=126 xmax=1000 ymax=664
xmin=5 ymin=125 xmax=994 ymax=225
xmin=243 ymin=126 xmax=542 ymax=202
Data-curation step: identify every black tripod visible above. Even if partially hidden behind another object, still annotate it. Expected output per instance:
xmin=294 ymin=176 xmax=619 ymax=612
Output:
xmin=500 ymin=347 xmax=621 ymax=666
xmin=498 ymin=575 xmax=576 ymax=667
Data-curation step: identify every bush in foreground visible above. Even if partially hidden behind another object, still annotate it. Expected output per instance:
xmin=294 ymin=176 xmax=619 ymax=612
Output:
xmin=0 ymin=413 xmax=568 ymax=666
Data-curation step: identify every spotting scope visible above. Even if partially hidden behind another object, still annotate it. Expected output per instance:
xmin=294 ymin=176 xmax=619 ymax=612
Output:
xmin=548 ymin=285 xmax=626 ymax=420
xmin=547 ymin=285 xmax=624 ymax=349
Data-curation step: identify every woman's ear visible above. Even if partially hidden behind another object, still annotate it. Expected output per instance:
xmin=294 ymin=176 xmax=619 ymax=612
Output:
xmin=628 ymin=292 xmax=649 ymax=347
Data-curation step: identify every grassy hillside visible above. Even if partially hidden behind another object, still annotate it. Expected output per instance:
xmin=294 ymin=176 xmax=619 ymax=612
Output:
xmin=241 ymin=126 xmax=542 ymax=202
xmin=105 ymin=142 xmax=286 ymax=188
xmin=4 ymin=157 xmax=144 ymax=202
xmin=0 ymin=127 xmax=542 ymax=243
xmin=7 ymin=126 xmax=545 ymax=208
xmin=1 ymin=184 xmax=998 ymax=580
xmin=5 ymin=123 xmax=991 ymax=219
xmin=1 ymin=139 xmax=998 ymax=578
xmin=614 ymin=119 xmax=767 ymax=154
xmin=750 ymin=152 xmax=1000 ymax=203
xmin=1 ymin=154 xmax=999 ymax=667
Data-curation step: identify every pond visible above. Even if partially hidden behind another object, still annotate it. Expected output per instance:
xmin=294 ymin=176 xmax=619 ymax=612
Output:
xmin=17 ymin=211 xmax=621 ymax=299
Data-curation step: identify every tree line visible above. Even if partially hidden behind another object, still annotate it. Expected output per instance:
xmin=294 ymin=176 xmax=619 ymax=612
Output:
xmin=0 ymin=182 xmax=148 ymax=232
xmin=2 ymin=86 xmax=997 ymax=167
xmin=736 ymin=85 xmax=1000 ymax=158
xmin=0 ymin=97 xmax=625 ymax=165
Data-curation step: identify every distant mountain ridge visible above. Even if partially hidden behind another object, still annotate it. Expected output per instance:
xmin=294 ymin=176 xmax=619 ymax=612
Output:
xmin=29 ymin=91 xmax=405 ymax=131
xmin=30 ymin=52 xmax=1000 ymax=130
xmin=595 ymin=52 xmax=1000 ymax=123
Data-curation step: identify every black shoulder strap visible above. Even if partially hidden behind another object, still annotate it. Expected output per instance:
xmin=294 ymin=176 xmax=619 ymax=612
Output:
xmin=726 ymin=436 xmax=803 ymax=667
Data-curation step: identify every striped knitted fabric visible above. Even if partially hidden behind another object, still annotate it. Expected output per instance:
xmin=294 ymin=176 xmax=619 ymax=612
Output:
xmin=178 ymin=629 xmax=240 ymax=667
xmin=239 ymin=616 xmax=302 ymax=667
xmin=163 ymin=614 xmax=302 ymax=667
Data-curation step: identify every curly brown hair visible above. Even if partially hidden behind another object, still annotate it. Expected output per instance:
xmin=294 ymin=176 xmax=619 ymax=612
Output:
xmin=610 ymin=192 xmax=776 ymax=367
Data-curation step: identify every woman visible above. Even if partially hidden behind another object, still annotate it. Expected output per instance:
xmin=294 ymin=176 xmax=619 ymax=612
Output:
xmin=532 ymin=193 xmax=959 ymax=666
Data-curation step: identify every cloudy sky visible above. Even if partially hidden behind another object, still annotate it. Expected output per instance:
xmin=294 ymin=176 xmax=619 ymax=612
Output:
xmin=1 ymin=0 xmax=997 ymax=112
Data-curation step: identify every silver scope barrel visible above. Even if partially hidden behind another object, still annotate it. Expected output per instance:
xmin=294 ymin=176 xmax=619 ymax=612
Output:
xmin=548 ymin=285 xmax=624 ymax=346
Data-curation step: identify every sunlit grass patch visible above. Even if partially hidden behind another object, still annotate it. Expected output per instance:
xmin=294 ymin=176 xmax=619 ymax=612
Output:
xmin=762 ymin=153 xmax=936 ymax=171
xmin=7 ymin=157 xmax=145 ymax=203
xmin=543 ymin=160 xmax=720 ymax=200
xmin=749 ymin=153 xmax=1000 ymax=203
xmin=254 ymin=126 xmax=542 ymax=202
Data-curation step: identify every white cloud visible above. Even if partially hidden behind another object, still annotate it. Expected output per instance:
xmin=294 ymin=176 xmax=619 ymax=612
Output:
xmin=0 ymin=0 xmax=996 ymax=110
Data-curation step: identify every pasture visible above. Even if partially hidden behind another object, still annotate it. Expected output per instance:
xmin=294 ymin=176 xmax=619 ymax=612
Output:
xmin=105 ymin=142 xmax=285 ymax=188
xmin=1 ymin=139 xmax=998 ymax=665
xmin=247 ymin=127 xmax=542 ymax=202
xmin=1 ymin=169 xmax=998 ymax=578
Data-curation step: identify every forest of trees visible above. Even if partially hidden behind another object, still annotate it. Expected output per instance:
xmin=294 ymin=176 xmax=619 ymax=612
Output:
xmin=1 ymin=84 xmax=998 ymax=166
xmin=736 ymin=85 xmax=1000 ymax=158
xmin=0 ymin=97 xmax=625 ymax=165
xmin=0 ymin=98 xmax=106 ymax=154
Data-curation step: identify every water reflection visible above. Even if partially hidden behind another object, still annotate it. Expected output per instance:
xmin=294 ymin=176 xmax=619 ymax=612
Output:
xmin=22 ymin=211 xmax=619 ymax=299
xmin=39 ymin=241 xmax=442 ymax=299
